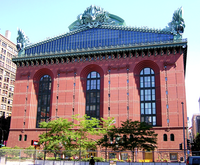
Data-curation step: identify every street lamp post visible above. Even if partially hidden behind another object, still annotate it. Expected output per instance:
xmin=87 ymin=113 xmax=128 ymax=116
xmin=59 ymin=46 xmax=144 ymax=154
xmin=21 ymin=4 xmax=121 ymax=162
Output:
xmin=181 ymin=102 xmax=186 ymax=162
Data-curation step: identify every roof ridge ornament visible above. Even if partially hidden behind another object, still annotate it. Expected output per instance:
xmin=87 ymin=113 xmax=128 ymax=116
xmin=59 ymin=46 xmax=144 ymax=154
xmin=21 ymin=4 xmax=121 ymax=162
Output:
xmin=16 ymin=28 xmax=31 ymax=57
xmin=164 ymin=7 xmax=185 ymax=40
xmin=68 ymin=5 xmax=125 ymax=31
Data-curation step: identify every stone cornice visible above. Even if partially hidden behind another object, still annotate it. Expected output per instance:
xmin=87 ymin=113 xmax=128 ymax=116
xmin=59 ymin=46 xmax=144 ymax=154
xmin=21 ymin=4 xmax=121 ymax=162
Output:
xmin=13 ymin=45 xmax=187 ymax=75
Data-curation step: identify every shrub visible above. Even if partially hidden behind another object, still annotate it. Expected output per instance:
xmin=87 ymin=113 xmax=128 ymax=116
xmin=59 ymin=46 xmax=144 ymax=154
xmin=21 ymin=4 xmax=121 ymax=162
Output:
xmin=94 ymin=157 xmax=105 ymax=162
xmin=162 ymin=159 xmax=168 ymax=162
xmin=0 ymin=147 xmax=12 ymax=156
xmin=10 ymin=146 xmax=22 ymax=157
xmin=47 ymin=157 xmax=63 ymax=160
xmin=117 ymin=160 xmax=125 ymax=162
xmin=110 ymin=158 xmax=118 ymax=162
xmin=81 ymin=157 xmax=105 ymax=162
xmin=36 ymin=152 xmax=44 ymax=160
xmin=81 ymin=158 xmax=90 ymax=162
xmin=24 ymin=146 xmax=35 ymax=158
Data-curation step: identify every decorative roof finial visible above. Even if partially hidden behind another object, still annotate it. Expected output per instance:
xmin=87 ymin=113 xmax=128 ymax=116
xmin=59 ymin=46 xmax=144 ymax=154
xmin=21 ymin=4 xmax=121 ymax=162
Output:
xmin=164 ymin=7 xmax=185 ymax=39
xmin=68 ymin=5 xmax=125 ymax=31
xmin=16 ymin=28 xmax=30 ymax=57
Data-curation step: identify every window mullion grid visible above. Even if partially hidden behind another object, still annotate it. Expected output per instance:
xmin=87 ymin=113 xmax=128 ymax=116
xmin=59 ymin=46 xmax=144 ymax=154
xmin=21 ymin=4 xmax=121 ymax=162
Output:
xmin=90 ymin=78 xmax=92 ymax=116
xmin=45 ymin=81 xmax=48 ymax=120
xmin=142 ymin=74 xmax=153 ymax=125
xmin=86 ymin=72 xmax=101 ymax=119
xmin=147 ymin=89 xmax=153 ymax=125
xmin=140 ymin=76 xmax=144 ymax=117
xmin=89 ymin=90 xmax=91 ymax=117
xmin=95 ymin=79 xmax=98 ymax=117
xmin=151 ymin=73 xmax=156 ymax=125
xmin=94 ymin=78 xmax=97 ymax=117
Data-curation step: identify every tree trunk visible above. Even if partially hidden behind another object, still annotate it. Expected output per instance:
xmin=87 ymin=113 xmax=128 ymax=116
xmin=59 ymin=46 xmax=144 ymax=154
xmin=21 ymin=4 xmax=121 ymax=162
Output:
xmin=131 ymin=151 xmax=134 ymax=162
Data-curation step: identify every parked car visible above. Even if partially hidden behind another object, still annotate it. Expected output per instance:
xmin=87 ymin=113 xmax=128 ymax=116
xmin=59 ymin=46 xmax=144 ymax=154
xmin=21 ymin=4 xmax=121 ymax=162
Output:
xmin=0 ymin=144 xmax=5 ymax=148
xmin=187 ymin=156 xmax=200 ymax=165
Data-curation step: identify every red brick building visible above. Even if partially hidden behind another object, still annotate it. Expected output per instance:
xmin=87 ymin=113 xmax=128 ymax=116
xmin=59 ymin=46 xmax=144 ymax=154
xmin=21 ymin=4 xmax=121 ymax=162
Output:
xmin=8 ymin=5 xmax=187 ymax=161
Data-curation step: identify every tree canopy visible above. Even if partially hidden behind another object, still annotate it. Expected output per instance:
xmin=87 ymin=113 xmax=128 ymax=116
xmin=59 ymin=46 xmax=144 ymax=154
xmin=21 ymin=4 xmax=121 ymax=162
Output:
xmin=191 ymin=133 xmax=200 ymax=153
xmin=98 ymin=119 xmax=157 ymax=161
xmin=39 ymin=115 xmax=114 ymax=157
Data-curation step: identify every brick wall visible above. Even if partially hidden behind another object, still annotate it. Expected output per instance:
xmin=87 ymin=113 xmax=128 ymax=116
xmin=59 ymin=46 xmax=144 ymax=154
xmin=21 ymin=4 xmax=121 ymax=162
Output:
xmin=7 ymin=52 xmax=187 ymax=150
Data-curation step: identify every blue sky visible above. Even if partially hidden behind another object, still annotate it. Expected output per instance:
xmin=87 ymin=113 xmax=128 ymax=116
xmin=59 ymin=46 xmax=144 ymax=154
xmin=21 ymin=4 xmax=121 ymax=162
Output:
xmin=0 ymin=0 xmax=200 ymax=125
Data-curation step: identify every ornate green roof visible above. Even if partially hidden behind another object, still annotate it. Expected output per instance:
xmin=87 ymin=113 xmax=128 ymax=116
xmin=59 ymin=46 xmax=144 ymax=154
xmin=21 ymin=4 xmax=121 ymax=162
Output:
xmin=15 ymin=6 xmax=186 ymax=60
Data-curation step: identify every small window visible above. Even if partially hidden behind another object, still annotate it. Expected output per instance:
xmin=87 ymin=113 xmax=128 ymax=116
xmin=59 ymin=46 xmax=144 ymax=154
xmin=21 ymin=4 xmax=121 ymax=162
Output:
xmin=163 ymin=134 xmax=167 ymax=141
xmin=19 ymin=135 xmax=22 ymax=141
xmin=109 ymin=153 xmax=116 ymax=159
xmin=24 ymin=135 xmax=27 ymax=141
xmin=170 ymin=134 xmax=174 ymax=141
xmin=121 ymin=153 xmax=128 ymax=161
xmin=170 ymin=153 xmax=177 ymax=161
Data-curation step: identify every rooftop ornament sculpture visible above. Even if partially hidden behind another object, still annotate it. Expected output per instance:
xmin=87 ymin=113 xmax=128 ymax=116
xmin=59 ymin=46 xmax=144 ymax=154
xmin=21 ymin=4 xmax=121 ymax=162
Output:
xmin=164 ymin=7 xmax=185 ymax=39
xmin=68 ymin=5 xmax=125 ymax=31
xmin=16 ymin=28 xmax=30 ymax=57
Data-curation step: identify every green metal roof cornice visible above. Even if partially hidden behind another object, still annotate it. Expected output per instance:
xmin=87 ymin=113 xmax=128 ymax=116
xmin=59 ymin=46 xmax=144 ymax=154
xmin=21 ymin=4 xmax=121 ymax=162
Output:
xmin=13 ymin=38 xmax=187 ymax=63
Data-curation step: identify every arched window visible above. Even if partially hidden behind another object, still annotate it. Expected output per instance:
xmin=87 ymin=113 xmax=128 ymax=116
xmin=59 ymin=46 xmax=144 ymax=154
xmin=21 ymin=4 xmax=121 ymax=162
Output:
xmin=170 ymin=134 xmax=174 ymax=141
xmin=86 ymin=71 xmax=100 ymax=119
xmin=140 ymin=68 xmax=156 ymax=125
xmin=19 ymin=134 xmax=22 ymax=141
xmin=24 ymin=134 xmax=27 ymax=141
xmin=36 ymin=75 xmax=52 ymax=128
xmin=163 ymin=134 xmax=167 ymax=141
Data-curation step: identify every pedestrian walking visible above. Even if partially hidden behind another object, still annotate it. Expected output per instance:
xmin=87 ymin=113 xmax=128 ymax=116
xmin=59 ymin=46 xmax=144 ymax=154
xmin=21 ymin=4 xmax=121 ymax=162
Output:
xmin=89 ymin=156 xmax=95 ymax=165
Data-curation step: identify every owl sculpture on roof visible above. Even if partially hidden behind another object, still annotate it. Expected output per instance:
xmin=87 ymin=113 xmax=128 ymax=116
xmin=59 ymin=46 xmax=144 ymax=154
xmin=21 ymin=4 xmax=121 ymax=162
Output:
xmin=16 ymin=28 xmax=30 ymax=56
xmin=165 ymin=7 xmax=185 ymax=39
xmin=68 ymin=5 xmax=125 ymax=31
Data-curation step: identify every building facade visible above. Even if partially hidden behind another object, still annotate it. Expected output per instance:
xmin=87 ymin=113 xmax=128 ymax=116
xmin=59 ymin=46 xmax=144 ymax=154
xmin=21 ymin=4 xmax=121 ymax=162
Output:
xmin=192 ymin=114 xmax=200 ymax=139
xmin=191 ymin=98 xmax=200 ymax=140
xmin=8 ymin=6 xmax=188 ymax=161
xmin=0 ymin=31 xmax=17 ymax=118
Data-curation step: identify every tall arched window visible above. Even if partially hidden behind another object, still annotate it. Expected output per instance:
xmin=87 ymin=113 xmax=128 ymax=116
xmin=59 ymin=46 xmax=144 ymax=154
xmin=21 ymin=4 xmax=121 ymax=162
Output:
xmin=140 ymin=68 xmax=156 ymax=126
xmin=24 ymin=134 xmax=27 ymax=141
xmin=19 ymin=134 xmax=22 ymax=141
xmin=86 ymin=71 xmax=100 ymax=119
xmin=170 ymin=134 xmax=174 ymax=141
xmin=163 ymin=134 xmax=167 ymax=141
xmin=36 ymin=75 xmax=52 ymax=128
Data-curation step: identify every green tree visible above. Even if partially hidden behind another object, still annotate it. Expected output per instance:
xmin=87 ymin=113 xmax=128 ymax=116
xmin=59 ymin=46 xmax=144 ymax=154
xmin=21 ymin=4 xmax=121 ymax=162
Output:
xmin=98 ymin=120 xmax=157 ymax=162
xmin=39 ymin=118 xmax=75 ymax=158
xmin=39 ymin=115 xmax=114 ymax=159
xmin=191 ymin=133 xmax=200 ymax=155
xmin=73 ymin=115 xmax=114 ymax=159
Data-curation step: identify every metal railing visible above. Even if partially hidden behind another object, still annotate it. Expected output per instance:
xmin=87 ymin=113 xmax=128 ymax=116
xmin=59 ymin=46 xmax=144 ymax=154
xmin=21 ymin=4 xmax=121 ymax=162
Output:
xmin=0 ymin=149 xmax=190 ymax=165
